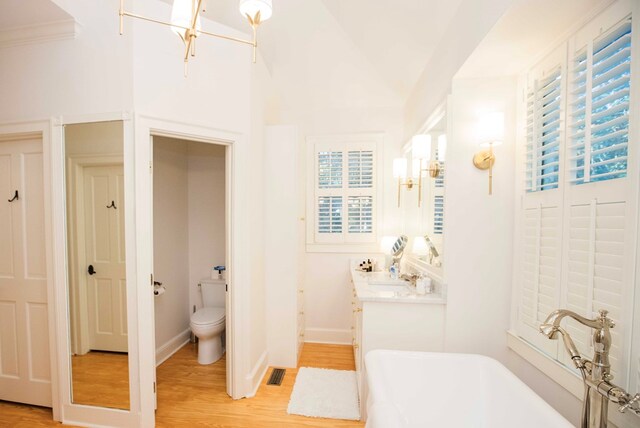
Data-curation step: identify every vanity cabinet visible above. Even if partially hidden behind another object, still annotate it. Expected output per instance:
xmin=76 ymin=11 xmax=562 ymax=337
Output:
xmin=350 ymin=270 xmax=446 ymax=418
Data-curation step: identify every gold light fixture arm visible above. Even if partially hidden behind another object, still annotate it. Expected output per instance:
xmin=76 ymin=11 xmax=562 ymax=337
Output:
xmin=118 ymin=0 xmax=257 ymax=65
xmin=472 ymin=145 xmax=496 ymax=195
xmin=417 ymin=160 xmax=442 ymax=207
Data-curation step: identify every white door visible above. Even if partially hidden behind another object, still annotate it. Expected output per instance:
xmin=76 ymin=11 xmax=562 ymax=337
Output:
xmin=0 ymin=137 xmax=51 ymax=407
xmin=84 ymin=165 xmax=128 ymax=352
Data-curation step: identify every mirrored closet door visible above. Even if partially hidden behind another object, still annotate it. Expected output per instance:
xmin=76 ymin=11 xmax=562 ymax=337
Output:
xmin=64 ymin=121 xmax=130 ymax=410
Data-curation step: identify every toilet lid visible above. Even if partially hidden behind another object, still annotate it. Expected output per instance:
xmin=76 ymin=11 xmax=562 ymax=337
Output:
xmin=191 ymin=307 xmax=225 ymax=326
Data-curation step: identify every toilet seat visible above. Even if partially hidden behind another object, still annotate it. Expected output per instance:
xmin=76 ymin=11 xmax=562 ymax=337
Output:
xmin=191 ymin=307 xmax=225 ymax=326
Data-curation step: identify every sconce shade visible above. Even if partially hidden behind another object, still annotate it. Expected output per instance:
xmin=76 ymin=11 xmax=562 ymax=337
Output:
xmin=171 ymin=0 xmax=202 ymax=40
xmin=393 ymin=158 xmax=408 ymax=179
xmin=477 ymin=111 xmax=504 ymax=145
xmin=412 ymin=158 xmax=422 ymax=179
xmin=412 ymin=236 xmax=428 ymax=255
xmin=437 ymin=134 xmax=447 ymax=162
xmin=239 ymin=0 xmax=273 ymax=21
xmin=380 ymin=236 xmax=397 ymax=253
xmin=412 ymin=134 xmax=431 ymax=160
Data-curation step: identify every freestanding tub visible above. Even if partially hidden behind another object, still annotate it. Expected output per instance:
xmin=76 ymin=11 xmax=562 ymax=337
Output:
xmin=365 ymin=350 xmax=573 ymax=428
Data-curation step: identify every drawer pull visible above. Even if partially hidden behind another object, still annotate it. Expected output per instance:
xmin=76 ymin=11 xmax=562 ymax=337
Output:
xmin=298 ymin=289 xmax=304 ymax=293
xmin=353 ymin=308 xmax=362 ymax=313
xmin=353 ymin=344 xmax=359 ymax=349
xmin=298 ymin=311 xmax=304 ymax=315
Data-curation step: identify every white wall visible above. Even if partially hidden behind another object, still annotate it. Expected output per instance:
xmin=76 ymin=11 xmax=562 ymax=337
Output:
xmin=443 ymin=76 xmax=517 ymax=361
xmin=152 ymin=138 xmax=190 ymax=353
xmin=403 ymin=0 xmax=515 ymax=139
xmin=152 ymin=138 xmax=226 ymax=355
xmin=187 ymin=143 xmax=226 ymax=312
xmin=294 ymin=108 xmax=405 ymax=344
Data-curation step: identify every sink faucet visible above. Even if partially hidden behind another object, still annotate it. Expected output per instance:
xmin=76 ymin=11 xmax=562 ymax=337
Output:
xmin=539 ymin=309 xmax=640 ymax=427
xmin=400 ymin=273 xmax=418 ymax=286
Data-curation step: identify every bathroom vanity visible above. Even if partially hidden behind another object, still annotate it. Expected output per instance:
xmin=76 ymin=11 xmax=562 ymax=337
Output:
xmin=350 ymin=268 xmax=446 ymax=417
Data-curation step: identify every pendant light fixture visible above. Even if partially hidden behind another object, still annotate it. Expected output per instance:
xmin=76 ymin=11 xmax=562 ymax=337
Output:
xmin=119 ymin=0 xmax=273 ymax=75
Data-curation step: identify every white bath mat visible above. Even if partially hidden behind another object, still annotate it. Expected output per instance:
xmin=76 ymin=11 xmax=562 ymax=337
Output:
xmin=287 ymin=367 xmax=360 ymax=421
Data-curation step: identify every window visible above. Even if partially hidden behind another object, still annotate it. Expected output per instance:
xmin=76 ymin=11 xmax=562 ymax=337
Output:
xmin=525 ymin=66 xmax=563 ymax=192
xmin=307 ymin=134 xmax=382 ymax=248
xmin=514 ymin=6 xmax=639 ymax=413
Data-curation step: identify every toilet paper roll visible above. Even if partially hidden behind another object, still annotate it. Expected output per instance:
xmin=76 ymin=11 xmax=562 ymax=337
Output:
xmin=154 ymin=286 xmax=166 ymax=296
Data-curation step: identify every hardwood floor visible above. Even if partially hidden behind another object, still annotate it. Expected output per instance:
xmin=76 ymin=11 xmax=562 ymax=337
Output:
xmin=0 ymin=343 xmax=365 ymax=428
xmin=72 ymin=351 xmax=130 ymax=410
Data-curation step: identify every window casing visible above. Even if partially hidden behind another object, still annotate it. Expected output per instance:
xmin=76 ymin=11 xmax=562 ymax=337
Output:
xmin=307 ymin=135 xmax=382 ymax=248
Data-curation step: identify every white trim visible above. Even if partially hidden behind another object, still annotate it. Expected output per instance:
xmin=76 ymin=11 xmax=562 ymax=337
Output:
xmin=507 ymin=331 xmax=583 ymax=399
xmin=50 ymin=112 xmax=141 ymax=427
xmin=135 ymin=115 xmax=250 ymax=427
xmin=304 ymin=328 xmax=352 ymax=345
xmin=0 ymin=19 xmax=79 ymax=49
xmin=306 ymin=133 xmax=384 ymax=248
xmin=155 ymin=329 xmax=191 ymax=367
xmin=0 ymin=120 xmax=59 ymax=419
xmin=245 ymin=351 xmax=268 ymax=398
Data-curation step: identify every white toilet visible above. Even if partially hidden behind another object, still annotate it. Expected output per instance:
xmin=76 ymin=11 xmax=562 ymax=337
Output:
xmin=190 ymin=278 xmax=226 ymax=365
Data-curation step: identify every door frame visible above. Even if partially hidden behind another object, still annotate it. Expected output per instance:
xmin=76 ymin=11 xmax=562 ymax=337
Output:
xmin=135 ymin=115 xmax=249 ymax=427
xmin=0 ymin=120 xmax=57 ymax=418
xmin=67 ymin=155 xmax=124 ymax=356
xmin=51 ymin=111 xmax=141 ymax=427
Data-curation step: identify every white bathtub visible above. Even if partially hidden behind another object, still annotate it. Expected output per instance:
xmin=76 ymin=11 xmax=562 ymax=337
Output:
xmin=365 ymin=350 xmax=573 ymax=428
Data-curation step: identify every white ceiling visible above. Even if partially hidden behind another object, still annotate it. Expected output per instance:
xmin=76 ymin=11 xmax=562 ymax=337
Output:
xmin=0 ymin=0 xmax=72 ymax=29
xmin=167 ymin=0 xmax=465 ymax=106
xmin=456 ymin=0 xmax=603 ymax=78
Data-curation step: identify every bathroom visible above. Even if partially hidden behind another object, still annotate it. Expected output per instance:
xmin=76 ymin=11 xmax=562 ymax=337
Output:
xmin=0 ymin=0 xmax=640 ymax=427
xmin=152 ymin=137 xmax=228 ymax=378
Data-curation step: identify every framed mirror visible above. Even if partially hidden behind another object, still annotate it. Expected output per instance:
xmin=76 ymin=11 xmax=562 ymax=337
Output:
xmin=64 ymin=120 xmax=129 ymax=410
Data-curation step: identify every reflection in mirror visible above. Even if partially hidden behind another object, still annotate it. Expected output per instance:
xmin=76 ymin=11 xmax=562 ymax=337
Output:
xmin=391 ymin=235 xmax=408 ymax=265
xmin=403 ymin=109 xmax=446 ymax=269
xmin=65 ymin=121 xmax=129 ymax=410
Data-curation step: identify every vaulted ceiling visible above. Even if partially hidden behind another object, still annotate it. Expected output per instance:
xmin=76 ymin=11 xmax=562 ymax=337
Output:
xmin=193 ymin=0 xmax=466 ymax=108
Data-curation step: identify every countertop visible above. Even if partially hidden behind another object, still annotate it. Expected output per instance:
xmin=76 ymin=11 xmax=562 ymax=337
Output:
xmin=350 ymin=269 xmax=447 ymax=304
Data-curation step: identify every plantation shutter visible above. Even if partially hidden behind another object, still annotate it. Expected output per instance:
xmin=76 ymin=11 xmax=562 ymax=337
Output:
xmin=313 ymin=141 xmax=377 ymax=244
xmin=558 ymin=13 xmax=635 ymax=390
xmin=561 ymin=200 xmax=628 ymax=381
xmin=525 ymin=67 xmax=563 ymax=193
xmin=517 ymin=203 xmax=563 ymax=355
xmin=569 ymin=18 xmax=632 ymax=184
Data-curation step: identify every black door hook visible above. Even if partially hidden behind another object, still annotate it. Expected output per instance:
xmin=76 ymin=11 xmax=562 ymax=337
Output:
xmin=106 ymin=200 xmax=117 ymax=209
xmin=8 ymin=190 xmax=18 ymax=202
xmin=88 ymin=265 xmax=97 ymax=275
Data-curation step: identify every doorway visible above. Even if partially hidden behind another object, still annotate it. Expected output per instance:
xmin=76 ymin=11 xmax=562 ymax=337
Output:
xmin=151 ymin=136 xmax=231 ymax=406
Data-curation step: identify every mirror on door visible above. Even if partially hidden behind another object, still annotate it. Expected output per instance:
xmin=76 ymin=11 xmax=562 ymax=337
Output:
xmin=64 ymin=121 xmax=129 ymax=410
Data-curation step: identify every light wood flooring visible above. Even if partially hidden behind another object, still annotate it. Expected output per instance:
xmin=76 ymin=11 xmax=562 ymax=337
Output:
xmin=0 ymin=343 xmax=364 ymax=427
xmin=72 ymin=351 xmax=130 ymax=410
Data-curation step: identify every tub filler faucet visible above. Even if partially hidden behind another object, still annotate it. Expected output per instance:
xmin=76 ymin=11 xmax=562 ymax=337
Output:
xmin=539 ymin=309 xmax=640 ymax=427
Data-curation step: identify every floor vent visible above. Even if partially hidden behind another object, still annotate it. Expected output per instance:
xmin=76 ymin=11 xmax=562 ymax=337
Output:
xmin=267 ymin=368 xmax=286 ymax=386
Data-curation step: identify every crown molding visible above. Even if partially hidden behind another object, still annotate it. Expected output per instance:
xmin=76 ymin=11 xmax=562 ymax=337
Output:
xmin=0 ymin=19 xmax=79 ymax=49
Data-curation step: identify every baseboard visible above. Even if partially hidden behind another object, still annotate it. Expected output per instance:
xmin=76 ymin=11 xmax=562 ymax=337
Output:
xmin=245 ymin=350 xmax=268 ymax=398
xmin=156 ymin=328 xmax=191 ymax=366
xmin=304 ymin=328 xmax=352 ymax=345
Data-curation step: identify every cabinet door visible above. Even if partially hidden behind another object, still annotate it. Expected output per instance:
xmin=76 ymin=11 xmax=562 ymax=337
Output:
xmin=0 ymin=137 xmax=51 ymax=407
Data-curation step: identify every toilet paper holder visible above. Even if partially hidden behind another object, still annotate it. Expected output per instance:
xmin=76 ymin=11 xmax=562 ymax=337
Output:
xmin=153 ymin=281 xmax=165 ymax=296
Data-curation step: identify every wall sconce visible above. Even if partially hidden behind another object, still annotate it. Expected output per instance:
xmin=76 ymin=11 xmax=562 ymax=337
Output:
xmin=393 ymin=158 xmax=415 ymax=207
xmin=472 ymin=112 xmax=504 ymax=195
xmin=412 ymin=134 xmax=445 ymax=207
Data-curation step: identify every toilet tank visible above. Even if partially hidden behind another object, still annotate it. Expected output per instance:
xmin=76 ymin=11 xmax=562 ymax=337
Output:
xmin=200 ymin=278 xmax=226 ymax=308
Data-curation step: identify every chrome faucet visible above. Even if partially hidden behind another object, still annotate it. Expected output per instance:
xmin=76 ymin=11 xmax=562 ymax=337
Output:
xmin=539 ymin=309 xmax=640 ymax=427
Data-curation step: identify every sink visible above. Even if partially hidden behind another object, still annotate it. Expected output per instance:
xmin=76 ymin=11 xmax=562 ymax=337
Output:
xmin=368 ymin=272 xmax=408 ymax=286
xmin=369 ymin=283 xmax=411 ymax=293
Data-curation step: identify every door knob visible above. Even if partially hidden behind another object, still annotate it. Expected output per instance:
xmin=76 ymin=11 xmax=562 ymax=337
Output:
xmin=88 ymin=265 xmax=97 ymax=275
